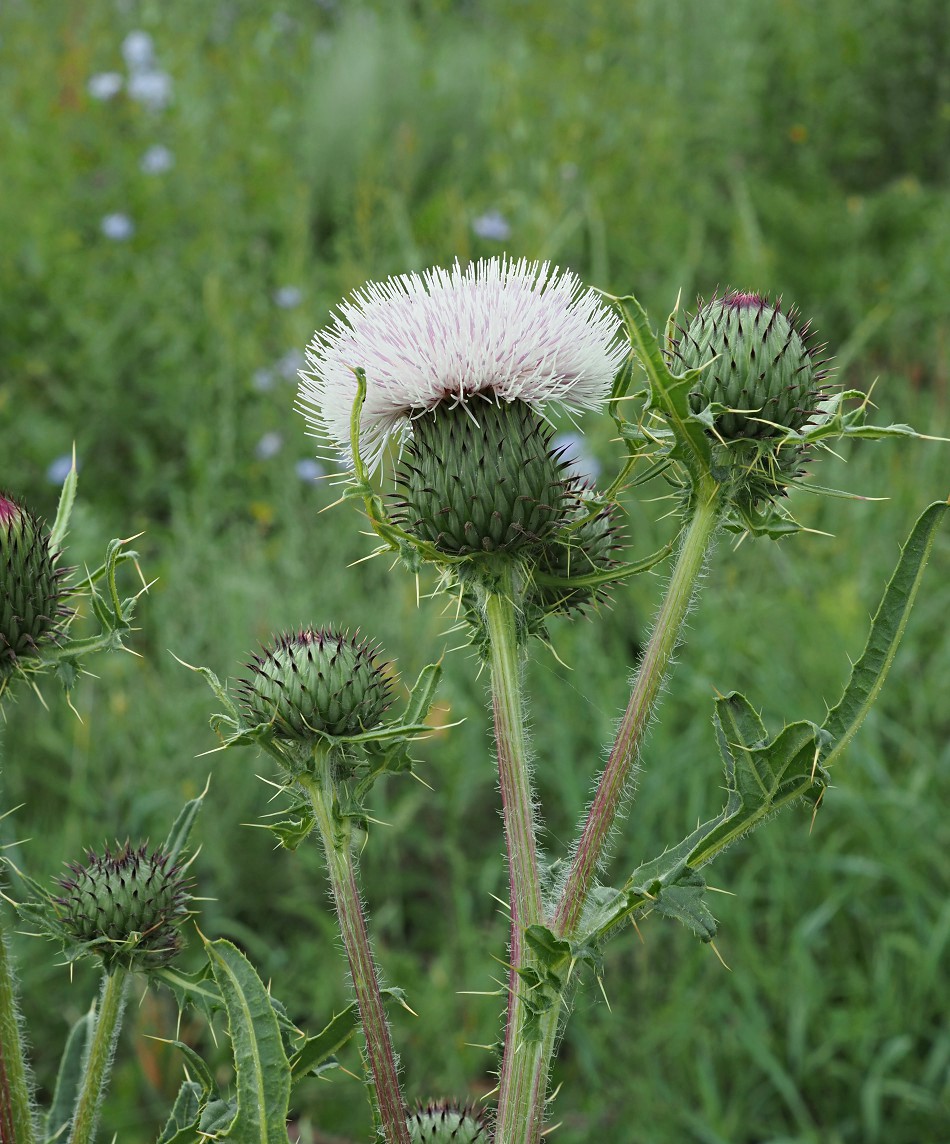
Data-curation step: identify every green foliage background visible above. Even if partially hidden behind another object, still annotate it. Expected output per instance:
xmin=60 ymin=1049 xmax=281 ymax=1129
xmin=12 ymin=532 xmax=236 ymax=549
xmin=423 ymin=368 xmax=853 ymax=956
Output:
xmin=1 ymin=1 xmax=948 ymax=1141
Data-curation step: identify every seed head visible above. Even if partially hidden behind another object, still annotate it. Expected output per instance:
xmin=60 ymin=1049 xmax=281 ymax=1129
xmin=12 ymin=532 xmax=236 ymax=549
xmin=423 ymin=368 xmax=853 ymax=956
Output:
xmin=672 ymin=291 xmax=830 ymax=440
xmin=56 ymin=842 xmax=191 ymax=971
xmin=239 ymin=628 xmax=392 ymax=741
xmin=0 ymin=491 xmax=71 ymax=685
xmin=298 ymin=257 xmax=626 ymax=471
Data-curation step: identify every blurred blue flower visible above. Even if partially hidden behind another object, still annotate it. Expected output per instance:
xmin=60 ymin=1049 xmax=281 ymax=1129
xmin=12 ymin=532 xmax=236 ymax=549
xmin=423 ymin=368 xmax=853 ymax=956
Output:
xmin=295 ymin=459 xmax=325 ymax=482
xmin=552 ymin=431 xmax=601 ymax=483
xmin=88 ymin=72 xmax=123 ymax=101
xmin=122 ymin=30 xmax=155 ymax=72
xmin=471 ymin=210 xmax=511 ymax=242
xmin=128 ymin=70 xmax=173 ymax=111
xmin=252 ymin=367 xmax=276 ymax=392
xmin=100 ymin=213 xmax=135 ymax=241
xmin=140 ymin=143 xmax=174 ymax=174
xmin=255 ymin=432 xmax=284 ymax=461
xmin=46 ymin=454 xmax=77 ymax=485
xmin=273 ymin=285 xmax=303 ymax=309
xmin=277 ymin=349 xmax=305 ymax=381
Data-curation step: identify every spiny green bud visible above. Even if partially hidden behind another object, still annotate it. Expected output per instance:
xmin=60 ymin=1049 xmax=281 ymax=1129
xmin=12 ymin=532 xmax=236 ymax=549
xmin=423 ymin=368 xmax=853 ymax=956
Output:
xmin=239 ymin=627 xmax=391 ymax=740
xmin=56 ymin=842 xmax=191 ymax=971
xmin=392 ymin=399 xmax=570 ymax=557
xmin=672 ymin=291 xmax=829 ymax=440
xmin=0 ymin=491 xmax=71 ymax=684
xmin=534 ymin=483 xmax=623 ymax=616
xmin=406 ymin=1101 xmax=489 ymax=1143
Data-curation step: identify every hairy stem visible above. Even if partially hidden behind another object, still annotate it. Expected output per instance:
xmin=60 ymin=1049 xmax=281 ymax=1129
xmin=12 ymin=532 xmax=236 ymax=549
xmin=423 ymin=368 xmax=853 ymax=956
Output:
xmin=483 ymin=568 xmax=547 ymax=1144
xmin=68 ymin=968 xmax=129 ymax=1144
xmin=555 ymin=484 xmax=722 ymax=937
xmin=0 ymin=923 xmax=36 ymax=1144
xmin=297 ymin=757 xmax=409 ymax=1144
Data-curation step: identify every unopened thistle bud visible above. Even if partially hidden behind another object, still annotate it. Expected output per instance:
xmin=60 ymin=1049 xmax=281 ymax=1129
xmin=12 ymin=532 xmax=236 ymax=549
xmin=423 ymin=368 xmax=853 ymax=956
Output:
xmin=393 ymin=399 xmax=570 ymax=557
xmin=0 ymin=491 xmax=71 ymax=683
xmin=406 ymin=1101 xmax=488 ymax=1143
xmin=56 ymin=842 xmax=191 ymax=971
xmin=673 ymin=291 xmax=829 ymax=441
xmin=533 ymin=484 xmax=623 ymax=616
xmin=239 ymin=628 xmax=391 ymax=740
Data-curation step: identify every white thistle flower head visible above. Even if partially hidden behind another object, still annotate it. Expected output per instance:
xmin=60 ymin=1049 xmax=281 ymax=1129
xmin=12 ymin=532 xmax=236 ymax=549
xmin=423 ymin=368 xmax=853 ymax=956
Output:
xmin=297 ymin=257 xmax=626 ymax=472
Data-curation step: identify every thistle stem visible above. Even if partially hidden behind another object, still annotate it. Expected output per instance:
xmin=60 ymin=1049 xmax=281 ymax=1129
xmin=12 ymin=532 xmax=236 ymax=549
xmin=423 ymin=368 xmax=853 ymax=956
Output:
xmin=297 ymin=757 xmax=409 ymax=1144
xmin=554 ymin=483 xmax=722 ymax=937
xmin=68 ymin=968 xmax=129 ymax=1144
xmin=482 ymin=568 xmax=547 ymax=1144
xmin=0 ymin=923 xmax=36 ymax=1144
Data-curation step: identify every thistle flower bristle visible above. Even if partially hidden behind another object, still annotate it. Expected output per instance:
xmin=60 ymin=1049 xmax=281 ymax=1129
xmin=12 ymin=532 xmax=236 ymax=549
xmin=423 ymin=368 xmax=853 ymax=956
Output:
xmin=297 ymin=256 xmax=626 ymax=472
xmin=406 ymin=1100 xmax=489 ymax=1143
xmin=0 ymin=490 xmax=72 ymax=684
xmin=238 ymin=627 xmax=392 ymax=741
xmin=56 ymin=841 xmax=191 ymax=971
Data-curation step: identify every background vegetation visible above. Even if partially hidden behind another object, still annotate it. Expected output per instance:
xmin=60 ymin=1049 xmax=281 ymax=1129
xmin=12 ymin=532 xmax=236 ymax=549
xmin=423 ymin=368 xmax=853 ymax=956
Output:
xmin=1 ymin=1 xmax=948 ymax=1141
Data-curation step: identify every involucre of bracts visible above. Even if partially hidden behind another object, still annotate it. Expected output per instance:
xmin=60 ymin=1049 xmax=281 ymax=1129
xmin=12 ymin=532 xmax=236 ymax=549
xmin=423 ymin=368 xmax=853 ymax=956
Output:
xmin=406 ymin=1100 xmax=489 ymax=1142
xmin=532 ymin=483 xmax=624 ymax=617
xmin=239 ymin=627 xmax=392 ymax=740
xmin=671 ymin=290 xmax=830 ymax=441
xmin=392 ymin=398 xmax=572 ymax=557
xmin=0 ymin=491 xmax=71 ymax=683
xmin=56 ymin=842 xmax=191 ymax=971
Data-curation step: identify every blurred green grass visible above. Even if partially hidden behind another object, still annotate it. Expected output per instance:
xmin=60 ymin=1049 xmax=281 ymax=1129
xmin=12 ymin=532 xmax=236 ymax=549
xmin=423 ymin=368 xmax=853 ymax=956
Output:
xmin=1 ymin=1 xmax=948 ymax=1141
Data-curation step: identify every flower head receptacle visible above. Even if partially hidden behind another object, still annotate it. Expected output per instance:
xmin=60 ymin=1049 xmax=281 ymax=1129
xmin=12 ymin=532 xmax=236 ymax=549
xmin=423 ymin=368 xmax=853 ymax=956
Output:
xmin=56 ymin=842 xmax=192 ymax=972
xmin=239 ymin=627 xmax=392 ymax=742
xmin=0 ymin=490 xmax=71 ymax=686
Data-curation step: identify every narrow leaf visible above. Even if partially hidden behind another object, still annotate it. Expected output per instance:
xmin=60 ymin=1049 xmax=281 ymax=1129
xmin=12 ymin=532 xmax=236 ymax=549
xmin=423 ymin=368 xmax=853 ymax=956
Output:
xmin=45 ymin=1010 xmax=93 ymax=1143
xmin=155 ymin=1080 xmax=204 ymax=1144
xmin=289 ymin=1003 xmax=359 ymax=1081
xmin=204 ymin=937 xmax=291 ymax=1144
xmin=822 ymin=499 xmax=949 ymax=769
xmin=162 ymin=779 xmax=208 ymax=867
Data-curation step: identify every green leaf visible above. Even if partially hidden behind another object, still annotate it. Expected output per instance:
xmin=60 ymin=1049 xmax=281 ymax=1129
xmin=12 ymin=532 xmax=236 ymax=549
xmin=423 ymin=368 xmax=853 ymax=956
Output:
xmin=48 ymin=449 xmax=79 ymax=552
xmin=203 ymin=937 xmax=292 ymax=1144
xmin=44 ymin=1009 xmax=93 ymax=1143
xmin=612 ymin=292 xmax=713 ymax=486
xmin=649 ymin=869 xmax=717 ymax=942
xmin=163 ymin=781 xmax=208 ymax=867
xmin=822 ymin=499 xmax=949 ymax=769
xmin=152 ymin=964 xmax=222 ymax=1022
xmin=288 ymin=1003 xmax=359 ymax=1081
xmin=158 ymin=1039 xmax=217 ymax=1096
xmin=401 ymin=661 xmax=442 ymax=728
xmin=156 ymin=1080 xmax=204 ymax=1144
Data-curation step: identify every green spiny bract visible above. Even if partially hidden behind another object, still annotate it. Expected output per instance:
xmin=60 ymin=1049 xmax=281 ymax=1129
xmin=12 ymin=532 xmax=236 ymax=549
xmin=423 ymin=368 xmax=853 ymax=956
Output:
xmin=392 ymin=399 xmax=571 ymax=558
xmin=239 ymin=627 xmax=391 ymax=740
xmin=532 ymin=483 xmax=623 ymax=617
xmin=672 ymin=291 xmax=829 ymax=441
xmin=56 ymin=842 xmax=191 ymax=972
xmin=0 ymin=491 xmax=71 ymax=684
xmin=407 ymin=1101 xmax=489 ymax=1143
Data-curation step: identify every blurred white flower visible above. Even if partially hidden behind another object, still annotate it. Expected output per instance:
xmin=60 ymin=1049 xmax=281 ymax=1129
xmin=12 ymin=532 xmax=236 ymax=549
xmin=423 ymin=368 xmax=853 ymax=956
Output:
xmin=255 ymin=432 xmax=284 ymax=460
xmin=122 ymin=30 xmax=155 ymax=72
xmin=552 ymin=431 xmax=601 ymax=483
xmin=128 ymin=69 xmax=173 ymax=111
xmin=295 ymin=458 xmax=325 ymax=482
xmin=140 ymin=143 xmax=174 ymax=174
xmin=46 ymin=454 xmax=77 ymax=485
xmin=252 ymin=367 xmax=276 ymax=392
xmin=277 ymin=349 xmax=306 ymax=381
xmin=100 ymin=213 xmax=135 ymax=241
xmin=298 ymin=257 xmax=626 ymax=471
xmin=88 ymin=72 xmax=124 ymax=101
xmin=472 ymin=209 xmax=511 ymax=242
xmin=273 ymin=285 xmax=303 ymax=309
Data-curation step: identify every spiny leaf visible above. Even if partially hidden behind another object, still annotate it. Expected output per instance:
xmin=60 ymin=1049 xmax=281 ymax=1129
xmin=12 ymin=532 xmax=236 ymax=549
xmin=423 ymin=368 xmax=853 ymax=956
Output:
xmin=45 ymin=1010 xmax=93 ymax=1143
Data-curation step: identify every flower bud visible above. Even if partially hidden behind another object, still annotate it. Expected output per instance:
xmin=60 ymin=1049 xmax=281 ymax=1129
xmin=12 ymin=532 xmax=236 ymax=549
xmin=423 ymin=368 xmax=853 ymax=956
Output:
xmin=393 ymin=399 xmax=570 ymax=557
xmin=533 ymin=483 xmax=623 ymax=616
xmin=239 ymin=628 xmax=391 ymax=740
xmin=673 ymin=292 xmax=828 ymax=440
xmin=56 ymin=842 xmax=191 ymax=971
xmin=0 ymin=492 xmax=70 ymax=683
xmin=407 ymin=1101 xmax=488 ymax=1143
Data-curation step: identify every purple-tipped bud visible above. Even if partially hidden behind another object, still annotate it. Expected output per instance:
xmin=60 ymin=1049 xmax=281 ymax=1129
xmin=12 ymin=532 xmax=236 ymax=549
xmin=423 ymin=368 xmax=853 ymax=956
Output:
xmin=672 ymin=291 xmax=830 ymax=440
xmin=56 ymin=842 xmax=191 ymax=971
xmin=239 ymin=628 xmax=392 ymax=740
xmin=0 ymin=491 xmax=71 ymax=684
